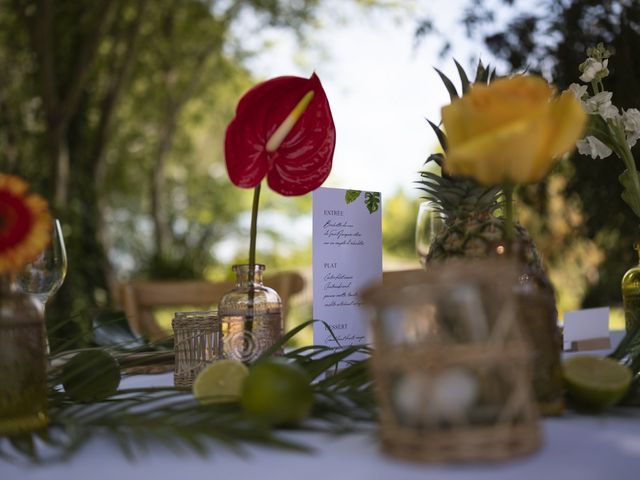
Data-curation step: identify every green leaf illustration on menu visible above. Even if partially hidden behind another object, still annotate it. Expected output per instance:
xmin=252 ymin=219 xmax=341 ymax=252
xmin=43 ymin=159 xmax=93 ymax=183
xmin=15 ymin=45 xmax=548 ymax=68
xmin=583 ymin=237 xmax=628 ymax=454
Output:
xmin=345 ymin=190 xmax=361 ymax=204
xmin=364 ymin=192 xmax=380 ymax=214
xmin=344 ymin=190 xmax=380 ymax=214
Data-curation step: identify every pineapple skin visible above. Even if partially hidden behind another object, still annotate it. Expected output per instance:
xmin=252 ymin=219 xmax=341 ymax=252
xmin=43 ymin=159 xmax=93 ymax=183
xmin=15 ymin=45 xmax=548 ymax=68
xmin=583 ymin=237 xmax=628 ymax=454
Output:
xmin=426 ymin=215 xmax=554 ymax=294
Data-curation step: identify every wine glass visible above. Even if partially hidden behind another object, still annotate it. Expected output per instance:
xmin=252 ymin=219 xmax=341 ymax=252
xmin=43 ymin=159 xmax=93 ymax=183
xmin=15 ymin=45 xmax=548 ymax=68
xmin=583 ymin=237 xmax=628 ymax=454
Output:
xmin=415 ymin=201 xmax=445 ymax=268
xmin=15 ymin=218 xmax=68 ymax=311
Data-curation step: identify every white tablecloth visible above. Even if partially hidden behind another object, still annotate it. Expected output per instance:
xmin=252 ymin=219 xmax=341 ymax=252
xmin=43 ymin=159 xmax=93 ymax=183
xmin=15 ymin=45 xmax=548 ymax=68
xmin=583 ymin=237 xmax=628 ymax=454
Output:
xmin=2 ymin=332 xmax=640 ymax=480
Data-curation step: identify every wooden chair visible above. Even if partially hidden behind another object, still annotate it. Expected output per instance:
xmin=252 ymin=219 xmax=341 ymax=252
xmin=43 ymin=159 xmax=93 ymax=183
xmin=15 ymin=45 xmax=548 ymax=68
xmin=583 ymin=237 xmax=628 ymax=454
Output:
xmin=382 ymin=269 xmax=424 ymax=284
xmin=117 ymin=271 xmax=305 ymax=340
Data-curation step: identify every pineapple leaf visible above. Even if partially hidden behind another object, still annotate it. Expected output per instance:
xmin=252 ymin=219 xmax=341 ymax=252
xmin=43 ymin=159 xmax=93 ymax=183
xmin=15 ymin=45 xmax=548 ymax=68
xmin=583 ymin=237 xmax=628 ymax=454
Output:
xmin=418 ymin=171 xmax=446 ymax=185
xmin=425 ymin=153 xmax=444 ymax=167
xmin=488 ymin=67 xmax=497 ymax=83
xmin=453 ymin=59 xmax=471 ymax=94
xmin=426 ymin=119 xmax=448 ymax=152
xmin=433 ymin=67 xmax=459 ymax=101
xmin=474 ymin=59 xmax=486 ymax=83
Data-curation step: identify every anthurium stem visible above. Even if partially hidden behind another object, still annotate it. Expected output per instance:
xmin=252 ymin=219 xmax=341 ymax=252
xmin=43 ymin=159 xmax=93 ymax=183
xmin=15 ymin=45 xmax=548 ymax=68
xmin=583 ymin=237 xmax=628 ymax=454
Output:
xmin=249 ymin=182 xmax=261 ymax=267
xmin=503 ymin=181 xmax=515 ymax=254
xmin=246 ymin=183 xmax=261 ymax=337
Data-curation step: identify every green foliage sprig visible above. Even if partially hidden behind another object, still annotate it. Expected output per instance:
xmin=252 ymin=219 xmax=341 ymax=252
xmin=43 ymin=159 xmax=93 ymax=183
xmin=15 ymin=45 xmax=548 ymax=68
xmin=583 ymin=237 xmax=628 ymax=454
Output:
xmin=0 ymin=320 xmax=374 ymax=464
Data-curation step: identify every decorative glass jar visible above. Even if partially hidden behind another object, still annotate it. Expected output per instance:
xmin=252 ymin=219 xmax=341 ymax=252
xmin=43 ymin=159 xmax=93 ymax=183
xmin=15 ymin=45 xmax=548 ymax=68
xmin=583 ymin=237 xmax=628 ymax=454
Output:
xmin=622 ymin=242 xmax=640 ymax=333
xmin=0 ymin=275 xmax=49 ymax=434
xmin=217 ymin=264 xmax=282 ymax=363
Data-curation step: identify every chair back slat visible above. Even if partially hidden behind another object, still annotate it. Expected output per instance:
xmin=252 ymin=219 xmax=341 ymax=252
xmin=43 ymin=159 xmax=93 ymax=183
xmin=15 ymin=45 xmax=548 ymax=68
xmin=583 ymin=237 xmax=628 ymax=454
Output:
xmin=116 ymin=272 xmax=305 ymax=339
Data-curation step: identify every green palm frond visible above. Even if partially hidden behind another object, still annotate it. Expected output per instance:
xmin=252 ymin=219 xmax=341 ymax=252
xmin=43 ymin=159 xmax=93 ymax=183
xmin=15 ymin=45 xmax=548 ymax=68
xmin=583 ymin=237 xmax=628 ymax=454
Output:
xmin=1 ymin=319 xmax=375 ymax=464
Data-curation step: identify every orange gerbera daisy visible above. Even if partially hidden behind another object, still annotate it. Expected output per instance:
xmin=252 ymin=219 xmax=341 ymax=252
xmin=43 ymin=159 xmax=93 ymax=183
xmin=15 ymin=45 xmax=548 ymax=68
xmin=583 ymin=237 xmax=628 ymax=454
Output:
xmin=0 ymin=174 xmax=52 ymax=274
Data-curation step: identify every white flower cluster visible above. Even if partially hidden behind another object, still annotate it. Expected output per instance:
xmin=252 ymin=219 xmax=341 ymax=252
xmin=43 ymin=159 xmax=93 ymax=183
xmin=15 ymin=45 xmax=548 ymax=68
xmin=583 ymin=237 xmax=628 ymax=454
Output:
xmin=569 ymin=44 xmax=640 ymax=159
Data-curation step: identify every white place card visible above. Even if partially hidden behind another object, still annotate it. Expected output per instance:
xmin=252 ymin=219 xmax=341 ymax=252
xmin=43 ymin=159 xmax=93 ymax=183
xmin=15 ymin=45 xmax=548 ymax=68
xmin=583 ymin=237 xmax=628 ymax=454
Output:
xmin=563 ymin=307 xmax=611 ymax=351
xmin=312 ymin=187 xmax=382 ymax=355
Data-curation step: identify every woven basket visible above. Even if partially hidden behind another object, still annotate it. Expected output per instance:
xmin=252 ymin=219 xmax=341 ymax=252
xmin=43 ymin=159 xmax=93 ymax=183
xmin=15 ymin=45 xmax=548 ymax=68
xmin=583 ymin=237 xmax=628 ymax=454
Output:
xmin=362 ymin=260 xmax=541 ymax=463
xmin=172 ymin=311 xmax=222 ymax=387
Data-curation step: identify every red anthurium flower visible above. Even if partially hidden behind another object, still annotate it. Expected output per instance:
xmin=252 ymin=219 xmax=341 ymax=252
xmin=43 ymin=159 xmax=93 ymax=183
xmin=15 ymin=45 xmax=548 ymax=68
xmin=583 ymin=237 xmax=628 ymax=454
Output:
xmin=224 ymin=73 xmax=336 ymax=196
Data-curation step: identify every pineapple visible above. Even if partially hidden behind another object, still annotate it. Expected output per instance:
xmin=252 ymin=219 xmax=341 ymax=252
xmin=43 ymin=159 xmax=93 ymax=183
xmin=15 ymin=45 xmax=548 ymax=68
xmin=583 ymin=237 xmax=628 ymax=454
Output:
xmin=417 ymin=61 xmax=552 ymax=293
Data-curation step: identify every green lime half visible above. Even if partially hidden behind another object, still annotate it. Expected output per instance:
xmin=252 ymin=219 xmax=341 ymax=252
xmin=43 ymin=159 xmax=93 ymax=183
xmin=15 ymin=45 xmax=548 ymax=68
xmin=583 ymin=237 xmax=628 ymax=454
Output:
xmin=193 ymin=359 xmax=249 ymax=405
xmin=62 ymin=349 xmax=121 ymax=402
xmin=563 ymin=355 xmax=632 ymax=410
xmin=240 ymin=359 xmax=313 ymax=425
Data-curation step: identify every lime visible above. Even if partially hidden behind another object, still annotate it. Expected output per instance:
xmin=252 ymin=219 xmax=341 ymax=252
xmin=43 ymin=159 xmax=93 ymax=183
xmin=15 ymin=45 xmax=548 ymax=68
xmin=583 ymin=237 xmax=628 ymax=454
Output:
xmin=240 ymin=359 xmax=313 ymax=425
xmin=562 ymin=355 xmax=632 ymax=410
xmin=193 ymin=359 xmax=249 ymax=405
xmin=62 ymin=350 xmax=121 ymax=402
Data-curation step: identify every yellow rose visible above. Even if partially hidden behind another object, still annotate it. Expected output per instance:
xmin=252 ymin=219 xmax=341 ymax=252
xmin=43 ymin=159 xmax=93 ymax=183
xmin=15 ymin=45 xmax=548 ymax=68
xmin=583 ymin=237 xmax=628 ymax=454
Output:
xmin=441 ymin=75 xmax=587 ymax=186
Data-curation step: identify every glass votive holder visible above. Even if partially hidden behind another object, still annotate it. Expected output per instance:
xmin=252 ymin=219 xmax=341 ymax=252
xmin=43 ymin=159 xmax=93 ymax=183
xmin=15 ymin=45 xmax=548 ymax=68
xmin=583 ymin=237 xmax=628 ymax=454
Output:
xmin=362 ymin=260 xmax=541 ymax=463
xmin=172 ymin=310 xmax=222 ymax=387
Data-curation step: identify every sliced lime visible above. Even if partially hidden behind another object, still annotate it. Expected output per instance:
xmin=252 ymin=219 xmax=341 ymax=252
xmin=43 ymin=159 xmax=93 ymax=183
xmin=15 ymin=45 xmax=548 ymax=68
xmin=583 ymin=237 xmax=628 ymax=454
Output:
xmin=193 ymin=359 xmax=249 ymax=405
xmin=562 ymin=355 xmax=632 ymax=410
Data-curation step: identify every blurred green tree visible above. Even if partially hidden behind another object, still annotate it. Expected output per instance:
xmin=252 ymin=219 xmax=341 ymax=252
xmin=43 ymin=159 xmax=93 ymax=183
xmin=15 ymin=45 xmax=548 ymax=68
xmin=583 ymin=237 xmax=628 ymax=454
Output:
xmin=0 ymin=0 xmax=393 ymax=348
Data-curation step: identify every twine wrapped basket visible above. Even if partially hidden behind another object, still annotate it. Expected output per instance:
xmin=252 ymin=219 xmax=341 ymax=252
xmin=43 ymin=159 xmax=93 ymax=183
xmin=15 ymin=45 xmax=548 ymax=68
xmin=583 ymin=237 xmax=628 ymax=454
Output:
xmin=362 ymin=261 xmax=541 ymax=463
xmin=172 ymin=311 xmax=222 ymax=387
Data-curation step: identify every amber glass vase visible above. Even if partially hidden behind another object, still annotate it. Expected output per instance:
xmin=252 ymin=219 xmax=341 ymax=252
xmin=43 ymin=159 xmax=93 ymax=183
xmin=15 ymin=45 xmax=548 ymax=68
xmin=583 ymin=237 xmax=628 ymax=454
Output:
xmin=622 ymin=242 xmax=640 ymax=333
xmin=217 ymin=264 xmax=282 ymax=363
xmin=0 ymin=275 xmax=49 ymax=434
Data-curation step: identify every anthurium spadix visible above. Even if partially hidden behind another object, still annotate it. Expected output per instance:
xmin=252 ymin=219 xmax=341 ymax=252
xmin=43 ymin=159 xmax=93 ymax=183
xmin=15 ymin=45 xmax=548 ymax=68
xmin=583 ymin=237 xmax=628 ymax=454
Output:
xmin=224 ymin=73 xmax=336 ymax=196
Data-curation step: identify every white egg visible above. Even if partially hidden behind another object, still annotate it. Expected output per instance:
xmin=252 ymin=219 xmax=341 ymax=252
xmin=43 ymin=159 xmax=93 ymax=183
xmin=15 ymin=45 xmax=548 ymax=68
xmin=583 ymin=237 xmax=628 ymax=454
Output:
xmin=427 ymin=367 xmax=478 ymax=422
xmin=393 ymin=372 xmax=430 ymax=422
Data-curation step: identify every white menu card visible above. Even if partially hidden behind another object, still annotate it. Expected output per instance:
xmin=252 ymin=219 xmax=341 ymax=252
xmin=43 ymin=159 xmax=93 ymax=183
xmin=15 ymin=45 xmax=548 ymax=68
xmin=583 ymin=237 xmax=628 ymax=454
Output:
xmin=312 ymin=187 xmax=382 ymax=353
xmin=563 ymin=307 xmax=611 ymax=351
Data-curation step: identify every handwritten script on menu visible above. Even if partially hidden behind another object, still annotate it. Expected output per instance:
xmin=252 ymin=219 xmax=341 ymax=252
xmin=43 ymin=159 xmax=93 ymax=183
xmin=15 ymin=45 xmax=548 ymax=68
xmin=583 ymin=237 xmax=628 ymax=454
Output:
xmin=312 ymin=188 xmax=382 ymax=354
xmin=322 ymin=210 xmax=364 ymax=247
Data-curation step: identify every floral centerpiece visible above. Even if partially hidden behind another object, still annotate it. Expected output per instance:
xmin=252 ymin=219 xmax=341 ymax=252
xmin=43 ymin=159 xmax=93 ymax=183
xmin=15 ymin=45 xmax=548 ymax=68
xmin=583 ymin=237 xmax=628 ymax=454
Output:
xmin=0 ymin=174 xmax=51 ymax=274
xmin=419 ymin=63 xmax=586 ymax=415
xmin=441 ymin=73 xmax=586 ymax=242
xmin=0 ymin=173 xmax=52 ymax=434
xmin=224 ymin=72 xmax=336 ymax=266
xmin=220 ymin=73 xmax=336 ymax=361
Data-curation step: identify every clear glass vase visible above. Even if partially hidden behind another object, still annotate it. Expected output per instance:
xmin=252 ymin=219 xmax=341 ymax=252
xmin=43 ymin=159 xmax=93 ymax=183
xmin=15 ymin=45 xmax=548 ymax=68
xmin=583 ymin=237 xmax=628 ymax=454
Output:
xmin=217 ymin=264 xmax=282 ymax=363
xmin=622 ymin=242 xmax=640 ymax=333
xmin=511 ymin=243 xmax=564 ymax=416
xmin=0 ymin=275 xmax=49 ymax=434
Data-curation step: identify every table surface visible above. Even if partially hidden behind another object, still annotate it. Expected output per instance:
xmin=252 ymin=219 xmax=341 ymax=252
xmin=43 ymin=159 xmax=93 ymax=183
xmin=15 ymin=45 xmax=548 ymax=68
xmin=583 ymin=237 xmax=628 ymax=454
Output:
xmin=2 ymin=333 xmax=639 ymax=480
